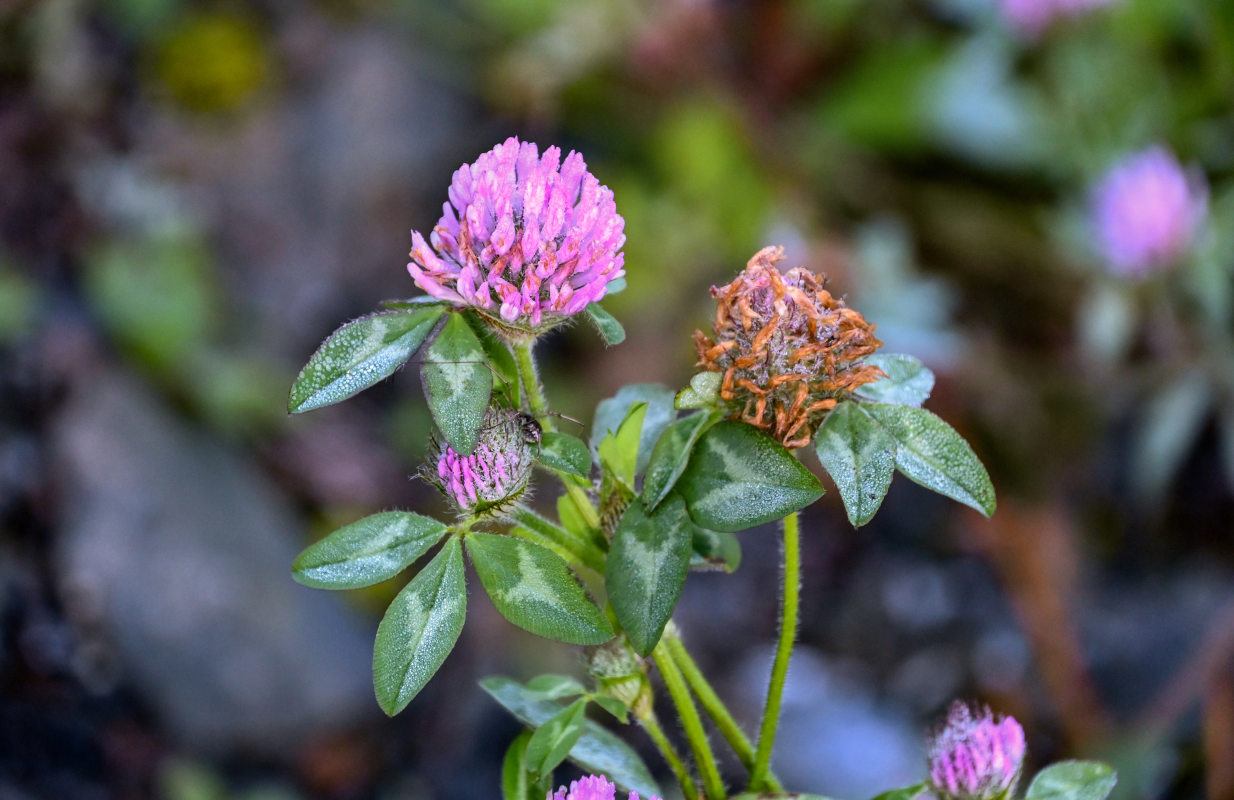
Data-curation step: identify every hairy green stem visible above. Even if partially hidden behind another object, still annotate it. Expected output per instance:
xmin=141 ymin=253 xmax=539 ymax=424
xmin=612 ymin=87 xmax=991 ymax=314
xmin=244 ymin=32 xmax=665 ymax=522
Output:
xmin=640 ymin=713 xmax=698 ymax=800
xmin=513 ymin=341 xmax=550 ymax=421
xmin=749 ymin=511 xmax=800 ymax=792
xmin=665 ymin=634 xmax=785 ymax=792
xmin=655 ymin=643 xmax=726 ymax=800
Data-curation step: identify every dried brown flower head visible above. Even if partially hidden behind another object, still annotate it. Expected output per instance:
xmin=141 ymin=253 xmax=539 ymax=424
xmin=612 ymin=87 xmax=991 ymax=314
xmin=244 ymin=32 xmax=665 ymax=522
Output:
xmin=693 ymin=246 xmax=885 ymax=449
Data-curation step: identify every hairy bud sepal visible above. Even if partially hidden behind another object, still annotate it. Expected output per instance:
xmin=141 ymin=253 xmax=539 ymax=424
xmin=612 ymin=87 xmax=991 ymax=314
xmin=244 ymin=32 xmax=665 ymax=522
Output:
xmin=424 ymin=406 xmax=537 ymax=520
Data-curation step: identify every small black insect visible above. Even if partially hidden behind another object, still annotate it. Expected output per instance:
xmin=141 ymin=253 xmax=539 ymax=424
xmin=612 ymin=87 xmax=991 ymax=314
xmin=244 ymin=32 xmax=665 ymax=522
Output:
xmin=514 ymin=411 xmax=544 ymax=446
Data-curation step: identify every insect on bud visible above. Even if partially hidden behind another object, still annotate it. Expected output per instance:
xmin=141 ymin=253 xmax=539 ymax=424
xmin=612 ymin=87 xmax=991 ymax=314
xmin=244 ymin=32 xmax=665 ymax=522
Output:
xmin=927 ymin=702 xmax=1026 ymax=800
xmin=694 ymin=246 xmax=884 ymax=449
xmin=424 ymin=407 xmax=537 ymax=518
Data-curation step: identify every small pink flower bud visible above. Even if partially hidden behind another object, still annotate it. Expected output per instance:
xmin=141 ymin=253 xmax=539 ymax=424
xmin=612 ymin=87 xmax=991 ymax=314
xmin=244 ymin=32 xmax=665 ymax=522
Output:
xmin=1091 ymin=146 xmax=1207 ymax=277
xmin=407 ymin=137 xmax=625 ymax=338
xmin=549 ymin=774 xmax=661 ymax=800
xmin=424 ymin=407 xmax=536 ymax=517
xmin=928 ymin=702 xmax=1026 ymax=800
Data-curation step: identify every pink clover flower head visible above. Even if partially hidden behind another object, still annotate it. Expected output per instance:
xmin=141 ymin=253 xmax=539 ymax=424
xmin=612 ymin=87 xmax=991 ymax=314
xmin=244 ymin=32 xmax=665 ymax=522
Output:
xmin=999 ymin=0 xmax=1118 ymax=37
xmin=549 ymin=774 xmax=661 ymax=800
xmin=928 ymin=702 xmax=1026 ymax=800
xmin=407 ymin=136 xmax=626 ymax=335
xmin=1091 ymin=146 xmax=1207 ymax=277
xmin=424 ymin=407 xmax=535 ymax=517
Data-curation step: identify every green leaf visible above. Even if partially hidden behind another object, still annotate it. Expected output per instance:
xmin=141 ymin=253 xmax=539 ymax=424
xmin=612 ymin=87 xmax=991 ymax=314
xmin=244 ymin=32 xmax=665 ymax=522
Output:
xmin=591 ymin=384 xmax=678 ymax=475
xmin=690 ymin=527 xmax=741 ymax=573
xmin=585 ymin=304 xmax=626 ymax=346
xmin=502 ymin=732 xmax=537 ymax=800
xmin=866 ymin=783 xmax=927 ymax=800
xmin=606 ymin=495 xmax=695 ymax=656
xmin=466 ymin=533 xmax=613 ymax=645
xmin=598 ymin=403 xmax=648 ymax=489
xmin=677 ymin=421 xmax=825 ymax=532
xmin=1026 ymin=761 xmax=1117 ymax=800
xmin=380 ymin=295 xmax=451 ymax=310
xmin=815 ymin=402 xmax=896 ymax=527
xmin=862 ymin=404 xmax=996 ymax=517
xmin=854 ymin=354 xmax=935 ymax=407
xmin=373 ymin=537 xmax=466 ymax=715
xmin=421 ymin=312 xmax=494 ymax=456
xmin=481 ymin=676 xmax=661 ymax=799
xmin=642 ymin=411 xmax=719 ymax=512
xmin=523 ymin=698 xmax=587 ymax=777
xmin=538 ymin=432 xmax=592 ymax=479
xmin=605 ymin=276 xmax=627 ymax=295
xmin=292 ymin=511 xmax=450 ymax=589
xmin=289 ymin=307 xmax=444 ymax=413
xmin=592 ymin=695 xmax=629 ymax=723
xmin=558 ymin=494 xmax=596 ymax=542
xmin=675 ymin=372 xmax=722 ymax=410
xmin=524 ymin=674 xmax=587 ymax=701
xmin=463 ymin=310 xmax=519 ymax=403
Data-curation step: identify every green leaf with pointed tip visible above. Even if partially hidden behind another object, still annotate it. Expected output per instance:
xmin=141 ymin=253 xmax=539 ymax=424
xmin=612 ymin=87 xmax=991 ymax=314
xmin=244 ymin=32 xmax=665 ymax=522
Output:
xmin=855 ymin=354 xmax=935 ymax=407
xmin=292 ymin=511 xmax=449 ymax=589
xmin=466 ymin=533 xmax=613 ymax=645
xmin=1026 ymin=761 xmax=1117 ymax=800
xmin=677 ymin=421 xmax=824 ymax=532
xmin=481 ymin=676 xmax=661 ymax=799
xmin=502 ymin=732 xmax=538 ymax=800
xmin=642 ymin=411 xmax=719 ymax=512
xmin=815 ymin=402 xmax=896 ymax=527
xmin=592 ymin=696 xmax=629 ymax=723
xmin=690 ymin=527 xmax=741 ymax=572
xmin=524 ymin=674 xmax=587 ymax=701
xmin=462 ymin=310 xmax=519 ymax=402
xmin=862 ymin=404 xmax=996 ymax=516
xmin=591 ymin=384 xmax=677 ymax=475
xmin=598 ymin=403 xmax=648 ymax=489
xmin=421 ymin=312 xmax=493 ymax=456
xmin=373 ymin=537 xmax=466 ymax=716
xmin=289 ymin=307 xmax=444 ymax=413
xmin=607 ymin=495 xmax=695 ymax=656
xmin=675 ymin=372 xmax=722 ymax=410
xmin=524 ymin=697 xmax=587 ymax=777
xmin=585 ymin=304 xmax=626 ymax=346
xmin=538 ymin=432 xmax=592 ymax=479
xmin=866 ymin=783 xmax=927 ymax=800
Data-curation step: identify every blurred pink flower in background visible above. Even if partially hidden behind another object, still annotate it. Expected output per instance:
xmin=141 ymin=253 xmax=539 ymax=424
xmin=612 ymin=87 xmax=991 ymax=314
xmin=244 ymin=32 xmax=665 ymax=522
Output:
xmin=928 ymin=702 xmax=1026 ymax=800
xmin=1000 ymin=0 xmax=1118 ymax=37
xmin=1091 ymin=146 xmax=1207 ymax=277
xmin=407 ymin=137 xmax=626 ymax=330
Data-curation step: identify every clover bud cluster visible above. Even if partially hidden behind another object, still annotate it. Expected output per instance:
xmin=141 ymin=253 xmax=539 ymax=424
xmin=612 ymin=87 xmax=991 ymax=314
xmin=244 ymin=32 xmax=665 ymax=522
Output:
xmin=407 ymin=136 xmax=626 ymax=336
xmin=425 ymin=407 xmax=535 ymax=516
xmin=550 ymin=774 xmax=661 ymax=800
xmin=1091 ymin=146 xmax=1207 ymax=277
xmin=693 ymin=246 xmax=884 ymax=449
xmin=928 ymin=702 xmax=1026 ymax=800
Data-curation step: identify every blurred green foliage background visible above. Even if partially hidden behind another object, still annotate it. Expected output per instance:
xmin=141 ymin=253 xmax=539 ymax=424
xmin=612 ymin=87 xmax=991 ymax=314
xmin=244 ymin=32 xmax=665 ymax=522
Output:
xmin=1 ymin=0 xmax=1233 ymax=799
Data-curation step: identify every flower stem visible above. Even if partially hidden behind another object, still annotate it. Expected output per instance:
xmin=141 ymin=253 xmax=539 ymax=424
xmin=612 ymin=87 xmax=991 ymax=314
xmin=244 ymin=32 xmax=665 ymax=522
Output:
xmin=513 ymin=340 xmax=550 ymax=421
xmin=654 ymin=642 xmax=726 ymax=800
xmin=640 ymin=712 xmax=698 ymax=800
xmin=749 ymin=511 xmax=800 ymax=792
xmin=664 ymin=634 xmax=785 ymax=792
